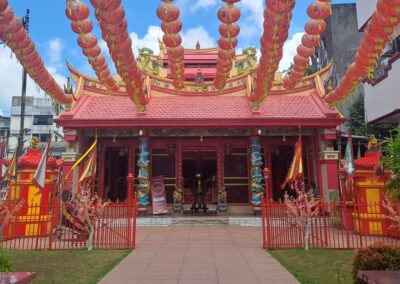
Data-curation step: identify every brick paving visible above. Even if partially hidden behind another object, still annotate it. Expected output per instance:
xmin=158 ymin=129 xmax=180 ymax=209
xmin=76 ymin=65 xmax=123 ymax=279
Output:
xmin=99 ymin=226 xmax=298 ymax=284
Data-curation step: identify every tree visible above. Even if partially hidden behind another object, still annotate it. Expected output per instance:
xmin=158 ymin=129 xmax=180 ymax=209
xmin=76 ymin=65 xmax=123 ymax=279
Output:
xmin=284 ymin=181 xmax=320 ymax=250
xmin=69 ymin=185 xmax=109 ymax=251
xmin=348 ymin=96 xmax=366 ymax=136
xmin=382 ymin=195 xmax=400 ymax=232
xmin=382 ymin=126 xmax=400 ymax=202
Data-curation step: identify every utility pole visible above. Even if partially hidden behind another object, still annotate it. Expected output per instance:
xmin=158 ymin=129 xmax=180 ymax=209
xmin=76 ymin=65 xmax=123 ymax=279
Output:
xmin=17 ymin=9 xmax=30 ymax=158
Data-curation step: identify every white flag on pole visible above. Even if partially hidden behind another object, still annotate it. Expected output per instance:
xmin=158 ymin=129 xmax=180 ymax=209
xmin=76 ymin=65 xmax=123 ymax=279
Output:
xmin=33 ymin=139 xmax=51 ymax=194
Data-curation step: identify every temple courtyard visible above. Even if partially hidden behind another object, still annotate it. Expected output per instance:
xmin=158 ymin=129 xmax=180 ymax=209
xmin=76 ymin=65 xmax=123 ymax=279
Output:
xmin=99 ymin=226 xmax=298 ymax=284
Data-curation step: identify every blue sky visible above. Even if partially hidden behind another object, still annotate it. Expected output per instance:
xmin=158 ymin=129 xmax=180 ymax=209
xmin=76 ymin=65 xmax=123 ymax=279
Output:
xmin=0 ymin=0 xmax=356 ymax=115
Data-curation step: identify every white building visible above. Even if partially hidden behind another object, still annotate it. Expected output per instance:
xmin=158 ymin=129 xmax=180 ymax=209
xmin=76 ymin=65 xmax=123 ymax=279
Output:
xmin=8 ymin=96 xmax=67 ymax=158
xmin=356 ymin=0 xmax=400 ymax=124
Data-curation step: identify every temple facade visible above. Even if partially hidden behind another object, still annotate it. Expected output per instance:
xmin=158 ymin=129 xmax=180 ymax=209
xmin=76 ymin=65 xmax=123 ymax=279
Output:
xmin=57 ymin=46 xmax=344 ymax=213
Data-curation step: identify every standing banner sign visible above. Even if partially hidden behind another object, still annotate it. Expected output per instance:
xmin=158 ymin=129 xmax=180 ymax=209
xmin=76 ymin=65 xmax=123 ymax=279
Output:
xmin=151 ymin=176 xmax=167 ymax=214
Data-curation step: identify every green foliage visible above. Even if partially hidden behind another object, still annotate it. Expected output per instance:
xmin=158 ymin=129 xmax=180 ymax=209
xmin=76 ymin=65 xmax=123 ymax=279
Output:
xmin=382 ymin=126 xmax=400 ymax=201
xmin=0 ymin=255 xmax=13 ymax=272
xmin=352 ymin=243 xmax=400 ymax=283
xmin=348 ymin=96 xmax=366 ymax=136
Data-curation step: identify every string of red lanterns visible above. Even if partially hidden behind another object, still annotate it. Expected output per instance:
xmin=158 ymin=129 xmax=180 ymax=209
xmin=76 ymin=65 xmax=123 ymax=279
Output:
xmin=90 ymin=0 xmax=147 ymax=111
xmin=214 ymin=0 xmax=240 ymax=90
xmin=66 ymin=0 xmax=119 ymax=93
xmin=283 ymin=0 xmax=331 ymax=90
xmin=157 ymin=0 xmax=185 ymax=90
xmin=324 ymin=0 xmax=400 ymax=105
xmin=251 ymin=0 xmax=296 ymax=109
xmin=0 ymin=0 xmax=73 ymax=104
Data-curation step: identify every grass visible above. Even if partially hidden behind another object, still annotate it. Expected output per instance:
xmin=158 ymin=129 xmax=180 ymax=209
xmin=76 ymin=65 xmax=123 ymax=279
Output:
xmin=269 ymin=249 xmax=354 ymax=284
xmin=0 ymin=249 xmax=131 ymax=284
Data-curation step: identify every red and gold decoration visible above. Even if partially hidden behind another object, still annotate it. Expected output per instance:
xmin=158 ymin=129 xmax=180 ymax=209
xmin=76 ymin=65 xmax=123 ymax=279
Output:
xmin=283 ymin=0 xmax=331 ymax=89
xmin=251 ymin=0 xmax=296 ymax=109
xmin=324 ymin=0 xmax=400 ymax=105
xmin=0 ymin=1 xmax=73 ymax=104
xmin=157 ymin=0 xmax=185 ymax=90
xmin=90 ymin=0 xmax=148 ymax=111
xmin=3 ymin=149 xmax=60 ymax=237
xmin=66 ymin=0 xmax=119 ymax=93
xmin=214 ymin=0 xmax=240 ymax=90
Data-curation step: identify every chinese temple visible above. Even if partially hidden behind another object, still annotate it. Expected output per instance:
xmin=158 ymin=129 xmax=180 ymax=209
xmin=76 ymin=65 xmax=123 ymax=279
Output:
xmin=7 ymin=0 xmax=397 ymax=214
xmin=57 ymin=44 xmax=344 ymax=214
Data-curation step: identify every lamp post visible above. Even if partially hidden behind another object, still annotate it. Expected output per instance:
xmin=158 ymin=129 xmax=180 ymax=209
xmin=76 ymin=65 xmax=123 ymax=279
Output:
xmin=17 ymin=9 xmax=30 ymax=158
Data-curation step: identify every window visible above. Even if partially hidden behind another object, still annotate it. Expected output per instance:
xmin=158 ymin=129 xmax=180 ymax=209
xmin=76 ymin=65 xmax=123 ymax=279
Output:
xmin=40 ymin=134 xmax=50 ymax=143
xmin=33 ymin=115 xmax=53 ymax=125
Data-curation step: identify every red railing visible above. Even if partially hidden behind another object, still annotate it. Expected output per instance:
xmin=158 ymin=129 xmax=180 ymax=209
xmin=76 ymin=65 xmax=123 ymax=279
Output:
xmin=1 ymin=198 xmax=138 ymax=250
xmin=261 ymin=200 xmax=400 ymax=249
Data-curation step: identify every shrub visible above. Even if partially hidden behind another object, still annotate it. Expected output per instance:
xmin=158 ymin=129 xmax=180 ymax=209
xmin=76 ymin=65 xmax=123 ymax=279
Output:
xmin=352 ymin=243 xmax=400 ymax=282
xmin=0 ymin=255 xmax=13 ymax=272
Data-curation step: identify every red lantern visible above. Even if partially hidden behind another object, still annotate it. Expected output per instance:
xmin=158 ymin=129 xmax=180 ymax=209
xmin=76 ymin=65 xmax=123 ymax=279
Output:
xmin=99 ymin=5 xmax=125 ymax=24
xmin=218 ymin=5 xmax=241 ymax=24
xmin=90 ymin=0 xmax=121 ymax=11
xmin=283 ymin=77 xmax=296 ymax=89
xmin=266 ymin=0 xmax=295 ymax=14
xmin=297 ymin=45 xmax=315 ymax=57
xmin=218 ymin=49 xmax=235 ymax=61
xmin=71 ymin=19 xmax=93 ymax=34
xmin=307 ymin=2 xmax=331 ymax=20
xmin=2 ymin=16 xmax=22 ymax=33
xmin=167 ymin=46 xmax=184 ymax=58
xmin=89 ymin=55 xmax=106 ymax=67
xmin=218 ymin=37 xmax=238 ymax=50
xmin=219 ymin=23 xmax=240 ymax=38
xmin=157 ymin=3 xmax=180 ymax=22
xmin=301 ymin=34 xmax=320 ymax=48
xmin=163 ymin=33 xmax=182 ymax=48
xmin=83 ymin=45 xmax=101 ymax=58
xmin=65 ymin=1 xmax=90 ymax=21
xmin=78 ymin=34 xmax=98 ymax=49
xmin=304 ymin=19 xmax=326 ymax=35
xmin=290 ymin=70 xmax=304 ymax=81
xmin=0 ymin=0 xmax=7 ymax=13
xmin=161 ymin=19 xmax=182 ymax=34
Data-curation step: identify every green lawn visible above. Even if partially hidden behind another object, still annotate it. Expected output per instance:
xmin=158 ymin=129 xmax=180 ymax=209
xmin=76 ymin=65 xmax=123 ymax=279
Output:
xmin=269 ymin=249 xmax=354 ymax=284
xmin=0 ymin=249 xmax=131 ymax=284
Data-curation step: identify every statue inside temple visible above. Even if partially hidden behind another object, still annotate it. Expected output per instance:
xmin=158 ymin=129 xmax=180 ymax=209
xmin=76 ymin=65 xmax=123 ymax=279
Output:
xmin=191 ymin=172 xmax=208 ymax=213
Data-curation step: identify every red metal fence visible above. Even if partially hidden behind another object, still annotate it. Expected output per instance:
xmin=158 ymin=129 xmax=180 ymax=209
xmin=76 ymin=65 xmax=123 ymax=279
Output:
xmin=2 ymin=198 xmax=138 ymax=250
xmin=261 ymin=199 xmax=400 ymax=249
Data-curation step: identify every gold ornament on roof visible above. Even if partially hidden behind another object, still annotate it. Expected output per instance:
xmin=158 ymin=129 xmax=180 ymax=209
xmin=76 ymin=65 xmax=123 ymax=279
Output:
xmin=367 ymin=136 xmax=379 ymax=150
xmin=30 ymin=137 xmax=39 ymax=149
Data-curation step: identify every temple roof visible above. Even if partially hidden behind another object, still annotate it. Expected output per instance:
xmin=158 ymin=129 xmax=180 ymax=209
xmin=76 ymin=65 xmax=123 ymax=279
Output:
xmin=57 ymin=92 xmax=344 ymax=128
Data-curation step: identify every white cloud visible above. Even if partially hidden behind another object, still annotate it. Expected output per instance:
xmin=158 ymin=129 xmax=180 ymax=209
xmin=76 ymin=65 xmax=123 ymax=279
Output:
xmin=0 ymin=40 xmax=69 ymax=115
xmin=238 ymin=0 xmax=264 ymax=40
xmin=182 ymin=26 xmax=216 ymax=48
xmin=279 ymin=32 xmax=305 ymax=72
xmin=46 ymin=38 xmax=64 ymax=65
xmin=130 ymin=25 xmax=164 ymax=56
xmin=0 ymin=47 xmax=45 ymax=115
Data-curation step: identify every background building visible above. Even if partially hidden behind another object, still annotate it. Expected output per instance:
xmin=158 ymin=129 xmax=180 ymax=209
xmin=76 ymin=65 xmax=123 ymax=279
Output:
xmin=8 ymin=96 xmax=67 ymax=158
xmin=356 ymin=0 xmax=400 ymax=125
xmin=313 ymin=3 xmax=364 ymax=121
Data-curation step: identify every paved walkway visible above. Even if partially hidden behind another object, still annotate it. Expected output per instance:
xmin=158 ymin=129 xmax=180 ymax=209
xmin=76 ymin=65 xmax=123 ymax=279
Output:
xmin=99 ymin=226 xmax=298 ymax=284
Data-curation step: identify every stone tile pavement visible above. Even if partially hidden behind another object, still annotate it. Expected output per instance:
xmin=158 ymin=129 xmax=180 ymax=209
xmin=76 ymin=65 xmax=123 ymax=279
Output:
xmin=99 ymin=226 xmax=298 ymax=284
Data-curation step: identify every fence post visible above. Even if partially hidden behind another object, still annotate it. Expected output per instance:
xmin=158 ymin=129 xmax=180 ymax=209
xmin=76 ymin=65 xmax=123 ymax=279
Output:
xmin=127 ymin=173 xmax=134 ymax=249
xmin=263 ymin=168 xmax=272 ymax=249
xmin=133 ymin=197 xmax=137 ymax=249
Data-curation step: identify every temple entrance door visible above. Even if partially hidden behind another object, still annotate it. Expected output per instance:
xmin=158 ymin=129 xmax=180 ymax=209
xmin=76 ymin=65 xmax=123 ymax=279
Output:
xmin=104 ymin=147 xmax=129 ymax=202
xmin=182 ymin=149 xmax=217 ymax=205
xmin=271 ymin=146 xmax=294 ymax=201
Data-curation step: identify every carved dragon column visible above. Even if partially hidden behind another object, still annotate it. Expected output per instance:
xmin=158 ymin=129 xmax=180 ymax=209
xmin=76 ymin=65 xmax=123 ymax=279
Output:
xmin=250 ymin=136 xmax=264 ymax=211
xmin=137 ymin=137 xmax=150 ymax=212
